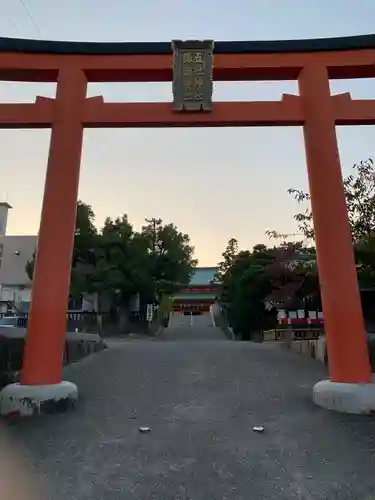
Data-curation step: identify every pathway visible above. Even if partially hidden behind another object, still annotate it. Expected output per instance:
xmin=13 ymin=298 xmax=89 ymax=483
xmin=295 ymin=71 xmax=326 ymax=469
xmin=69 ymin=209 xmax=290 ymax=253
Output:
xmin=3 ymin=324 xmax=375 ymax=499
xmin=161 ymin=312 xmax=228 ymax=340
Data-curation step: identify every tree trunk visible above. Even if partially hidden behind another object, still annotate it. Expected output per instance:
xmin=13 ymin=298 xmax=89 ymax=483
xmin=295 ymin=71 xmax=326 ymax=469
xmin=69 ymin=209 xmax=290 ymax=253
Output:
xmin=118 ymin=305 xmax=129 ymax=333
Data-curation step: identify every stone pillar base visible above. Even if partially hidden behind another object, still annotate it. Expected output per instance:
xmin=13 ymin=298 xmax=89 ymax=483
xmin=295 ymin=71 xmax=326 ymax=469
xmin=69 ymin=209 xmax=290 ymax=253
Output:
xmin=0 ymin=381 xmax=78 ymax=418
xmin=313 ymin=378 xmax=375 ymax=414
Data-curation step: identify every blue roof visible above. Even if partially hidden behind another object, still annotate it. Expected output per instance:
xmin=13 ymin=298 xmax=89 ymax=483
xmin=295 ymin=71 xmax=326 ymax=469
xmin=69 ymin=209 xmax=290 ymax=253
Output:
xmin=189 ymin=267 xmax=217 ymax=285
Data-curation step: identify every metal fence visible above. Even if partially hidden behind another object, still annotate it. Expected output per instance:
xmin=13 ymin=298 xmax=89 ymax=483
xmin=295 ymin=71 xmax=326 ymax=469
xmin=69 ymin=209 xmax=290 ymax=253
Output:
xmin=0 ymin=311 xmax=111 ymax=331
xmin=0 ymin=310 xmax=157 ymax=334
xmin=263 ymin=328 xmax=322 ymax=342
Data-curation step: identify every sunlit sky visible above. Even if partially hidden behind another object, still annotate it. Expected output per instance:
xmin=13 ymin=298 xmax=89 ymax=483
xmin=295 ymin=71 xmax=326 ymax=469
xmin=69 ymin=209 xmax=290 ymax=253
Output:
xmin=1 ymin=0 xmax=375 ymax=265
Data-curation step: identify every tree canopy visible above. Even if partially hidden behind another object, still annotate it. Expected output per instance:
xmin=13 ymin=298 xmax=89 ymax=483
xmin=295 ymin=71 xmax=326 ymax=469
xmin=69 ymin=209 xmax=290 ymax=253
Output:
xmin=216 ymin=238 xmax=318 ymax=339
xmin=287 ymin=158 xmax=375 ymax=243
xmin=25 ymin=157 xmax=375 ymax=339
xmin=217 ymin=157 xmax=375 ymax=339
xmin=26 ymin=202 xmax=197 ymax=312
xmin=285 ymin=158 xmax=375 ymax=288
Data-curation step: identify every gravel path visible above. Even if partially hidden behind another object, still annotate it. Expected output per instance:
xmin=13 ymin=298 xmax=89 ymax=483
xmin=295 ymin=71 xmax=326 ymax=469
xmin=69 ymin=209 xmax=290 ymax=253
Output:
xmin=3 ymin=334 xmax=375 ymax=499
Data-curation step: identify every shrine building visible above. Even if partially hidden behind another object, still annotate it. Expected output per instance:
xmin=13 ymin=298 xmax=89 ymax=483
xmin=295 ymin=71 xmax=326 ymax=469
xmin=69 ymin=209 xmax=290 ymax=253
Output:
xmin=171 ymin=267 xmax=218 ymax=315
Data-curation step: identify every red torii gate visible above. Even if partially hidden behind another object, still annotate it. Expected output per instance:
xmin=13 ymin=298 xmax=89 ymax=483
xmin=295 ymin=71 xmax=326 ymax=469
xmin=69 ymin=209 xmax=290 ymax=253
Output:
xmin=1 ymin=34 xmax=375 ymax=415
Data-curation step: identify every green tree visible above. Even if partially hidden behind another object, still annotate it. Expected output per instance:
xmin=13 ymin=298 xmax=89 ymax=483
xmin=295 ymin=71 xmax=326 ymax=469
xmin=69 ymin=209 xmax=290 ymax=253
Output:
xmin=215 ymin=237 xmax=239 ymax=282
xmin=140 ymin=217 xmax=197 ymax=297
xmin=26 ymin=205 xmax=197 ymax=327
xmin=88 ymin=216 xmax=197 ymax=328
xmin=285 ymin=158 xmax=375 ymax=288
xmin=218 ymin=244 xmax=277 ymax=338
xmin=26 ymin=200 xmax=98 ymax=296
xmin=287 ymin=158 xmax=375 ymax=242
xmin=264 ymin=242 xmax=318 ymax=309
xmin=217 ymin=239 xmax=319 ymax=339
xmin=70 ymin=201 xmax=98 ymax=296
xmin=89 ymin=214 xmax=138 ymax=301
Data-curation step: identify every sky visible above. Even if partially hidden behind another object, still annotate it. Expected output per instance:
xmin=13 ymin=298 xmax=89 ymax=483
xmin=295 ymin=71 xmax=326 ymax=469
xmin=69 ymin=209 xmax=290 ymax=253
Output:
xmin=1 ymin=0 xmax=375 ymax=265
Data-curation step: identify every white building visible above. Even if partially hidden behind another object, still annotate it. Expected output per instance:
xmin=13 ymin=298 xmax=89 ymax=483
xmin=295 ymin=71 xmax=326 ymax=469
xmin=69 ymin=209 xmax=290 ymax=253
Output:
xmin=0 ymin=202 xmax=101 ymax=314
xmin=0 ymin=203 xmax=36 ymax=313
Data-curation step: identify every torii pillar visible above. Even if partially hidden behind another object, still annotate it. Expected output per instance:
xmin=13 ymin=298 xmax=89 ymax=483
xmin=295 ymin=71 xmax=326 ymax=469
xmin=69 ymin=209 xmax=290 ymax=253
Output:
xmin=299 ymin=65 xmax=375 ymax=413
xmin=0 ymin=69 xmax=86 ymax=417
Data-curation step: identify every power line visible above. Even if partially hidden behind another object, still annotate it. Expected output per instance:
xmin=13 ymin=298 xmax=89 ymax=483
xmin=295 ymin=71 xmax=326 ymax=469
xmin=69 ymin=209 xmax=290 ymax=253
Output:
xmin=17 ymin=0 xmax=41 ymax=36
xmin=4 ymin=10 xmax=19 ymax=34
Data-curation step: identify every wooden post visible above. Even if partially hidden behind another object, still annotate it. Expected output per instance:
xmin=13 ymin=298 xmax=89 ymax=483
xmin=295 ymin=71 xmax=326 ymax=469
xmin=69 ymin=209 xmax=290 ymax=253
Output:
xmin=21 ymin=69 xmax=87 ymax=385
xmin=299 ymin=65 xmax=371 ymax=383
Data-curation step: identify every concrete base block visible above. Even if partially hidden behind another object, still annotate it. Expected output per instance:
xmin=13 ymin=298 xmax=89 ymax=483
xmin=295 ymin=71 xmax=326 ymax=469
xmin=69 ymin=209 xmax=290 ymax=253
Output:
xmin=313 ymin=378 xmax=375 ymax=414
xmin=316 ymin=337 xmax=326 ymax=363
xmin=0 ymin=381 xmax=78 ymax=418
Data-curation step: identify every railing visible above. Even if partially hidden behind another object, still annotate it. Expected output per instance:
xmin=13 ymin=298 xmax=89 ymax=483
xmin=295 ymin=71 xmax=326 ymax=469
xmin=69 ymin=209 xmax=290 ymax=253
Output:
xmin=263 ymin=328 xmax=322 ymax=342
xmin=0 ymin=311 xmax=111 ymax=331
xmin=66 ymin=311 xmax=111 ymax=331
xmin=0 ymin=309 xmax=162 ymax=335
xmin=0 ymin=313 xmax=28 ymax=327
xmin=0 ymin=329 xmax=106 ymax=389
xmin=210 ymin=303 xmax=236 ymax=340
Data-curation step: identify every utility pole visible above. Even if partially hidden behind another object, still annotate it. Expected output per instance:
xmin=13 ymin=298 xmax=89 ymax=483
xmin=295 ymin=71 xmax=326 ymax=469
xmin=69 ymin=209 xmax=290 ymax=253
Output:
xmin=145 ymin=218 xmax=162 ymax=303
xmin=145 ymin=217 xmax=162 ymax=253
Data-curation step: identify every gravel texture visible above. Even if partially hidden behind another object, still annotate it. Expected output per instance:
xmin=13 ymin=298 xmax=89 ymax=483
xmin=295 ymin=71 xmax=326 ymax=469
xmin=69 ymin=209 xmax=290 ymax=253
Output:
xmin=3 ymin=323 xmax=375 ymax=499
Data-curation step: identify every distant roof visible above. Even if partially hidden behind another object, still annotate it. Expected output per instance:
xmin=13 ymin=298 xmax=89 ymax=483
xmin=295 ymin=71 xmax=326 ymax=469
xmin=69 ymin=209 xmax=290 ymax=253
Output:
xmin=189 ymin=267 xmax=217 ymax=286
xmin=173 ymin=292 xmax=216 ymax=301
